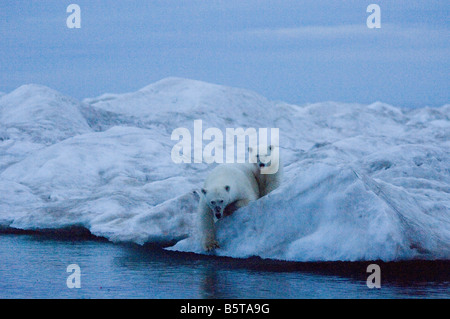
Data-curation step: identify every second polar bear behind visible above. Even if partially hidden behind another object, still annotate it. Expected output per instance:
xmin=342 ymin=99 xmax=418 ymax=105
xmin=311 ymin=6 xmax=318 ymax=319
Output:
xmin=248 ymin=144 xmax=282 ymax=197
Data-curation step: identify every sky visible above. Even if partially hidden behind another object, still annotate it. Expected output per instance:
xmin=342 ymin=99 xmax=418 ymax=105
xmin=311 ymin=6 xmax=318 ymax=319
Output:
xmin=0 ymin=0 xmax=448 ymax=107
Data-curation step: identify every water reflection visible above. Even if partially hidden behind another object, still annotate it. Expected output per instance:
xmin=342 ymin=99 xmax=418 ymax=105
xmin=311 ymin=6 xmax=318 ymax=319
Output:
xmin=0 ymin=234 xmax=448 ymax=299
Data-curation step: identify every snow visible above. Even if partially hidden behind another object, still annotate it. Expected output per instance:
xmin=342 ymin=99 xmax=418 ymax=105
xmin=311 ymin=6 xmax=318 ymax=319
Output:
xmin=0 ymin=84 xmax=92 ymax=170
xmin=0 ymin=84 xmax=91 ymax=143
xmin=0 ymin=78 xmax=449 ymax=262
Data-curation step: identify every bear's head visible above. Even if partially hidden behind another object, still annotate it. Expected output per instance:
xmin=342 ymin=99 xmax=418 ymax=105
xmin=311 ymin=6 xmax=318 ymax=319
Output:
xmin=248 ymin=144 xmax=279 ymax=174
xmin=200 ymin=185 xmax=231 ymax=219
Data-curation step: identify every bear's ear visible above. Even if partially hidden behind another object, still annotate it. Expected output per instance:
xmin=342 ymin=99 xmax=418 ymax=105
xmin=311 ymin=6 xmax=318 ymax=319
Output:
xmin=225 ymin=185 xmax=230 ymax=192
xmin=201 ymin=188 xmax=207 ymax=195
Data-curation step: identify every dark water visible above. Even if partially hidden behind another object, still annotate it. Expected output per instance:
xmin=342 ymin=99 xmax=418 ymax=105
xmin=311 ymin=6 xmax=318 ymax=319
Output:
xmin=0 ymin=232 xmax=448 ymax=299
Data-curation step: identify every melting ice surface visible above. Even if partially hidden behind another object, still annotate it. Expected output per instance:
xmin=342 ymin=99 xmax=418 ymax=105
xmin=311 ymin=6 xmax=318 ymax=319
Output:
xmin=0 ymin=78 xmax=449 ymax=262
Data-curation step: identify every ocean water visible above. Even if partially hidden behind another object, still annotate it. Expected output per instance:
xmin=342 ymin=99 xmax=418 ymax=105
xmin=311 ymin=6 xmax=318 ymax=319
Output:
xmin=0 ymin=233 xmax=448 ymax=299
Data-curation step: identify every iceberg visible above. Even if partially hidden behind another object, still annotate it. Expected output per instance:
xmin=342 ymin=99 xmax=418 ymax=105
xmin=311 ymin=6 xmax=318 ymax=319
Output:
xmin=0 ymin=78 xmax=448 ymax=261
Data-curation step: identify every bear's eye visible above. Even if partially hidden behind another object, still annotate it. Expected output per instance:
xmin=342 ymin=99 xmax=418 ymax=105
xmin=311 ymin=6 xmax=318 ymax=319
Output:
xmin=219 ymin=200 xmax=224 ymax=203
xmin=211 ymin=201 xmax=215 ymax=205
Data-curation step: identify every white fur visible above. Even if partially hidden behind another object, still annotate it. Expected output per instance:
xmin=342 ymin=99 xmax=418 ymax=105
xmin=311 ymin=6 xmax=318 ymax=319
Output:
xmin=198 ymin=164 xmax=259 ymax=251
xmin=248 ymin=144 xmax=282 ymax=197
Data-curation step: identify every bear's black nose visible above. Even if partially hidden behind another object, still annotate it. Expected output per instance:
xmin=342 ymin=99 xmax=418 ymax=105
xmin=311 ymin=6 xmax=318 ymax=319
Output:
xmin=259 ymin=163 xmax=265 ymax=168
xmin=215 ymin=213 xmax=221 ymax=219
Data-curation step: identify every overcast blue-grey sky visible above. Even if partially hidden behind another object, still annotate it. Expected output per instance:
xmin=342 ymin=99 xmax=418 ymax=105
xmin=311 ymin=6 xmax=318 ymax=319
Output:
xmin=0 ymin=1 xmax=448 ymax=107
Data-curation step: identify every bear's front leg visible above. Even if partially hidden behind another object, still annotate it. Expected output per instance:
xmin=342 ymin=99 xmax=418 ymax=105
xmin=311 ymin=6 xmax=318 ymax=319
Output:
xmin=205 ymin=238 xmax=220 ymax=252
xmin=198 ymin=199 xmax=220 ymax=251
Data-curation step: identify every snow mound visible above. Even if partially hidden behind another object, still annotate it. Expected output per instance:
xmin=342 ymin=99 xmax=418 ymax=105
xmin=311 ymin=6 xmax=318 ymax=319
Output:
xmin=1 ymin=78 xmax=449 ymax=262
xmin=0 ymin=84 xmax=92 ymax=172
xmin=83 ymin=77 xmax=283 ymax=129
xmin=0 ymin=126 xmax=203 ymax=243
xmin=0 ymin=84 xmax=91 ymax=143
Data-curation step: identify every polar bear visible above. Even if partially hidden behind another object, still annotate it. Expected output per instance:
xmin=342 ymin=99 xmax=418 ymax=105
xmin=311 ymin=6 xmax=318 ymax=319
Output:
xmin=198 ymin=164 xmax=259 ymax=251
xmin=248 ymin=144 xmax=282 ymax=197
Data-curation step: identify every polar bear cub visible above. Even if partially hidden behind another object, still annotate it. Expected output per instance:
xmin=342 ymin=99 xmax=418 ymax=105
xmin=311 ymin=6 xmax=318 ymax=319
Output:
xmin=198 ymin=164 xmax=259 ymax=251
xmin=248 ymin=144 xmax=282 ymax=197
